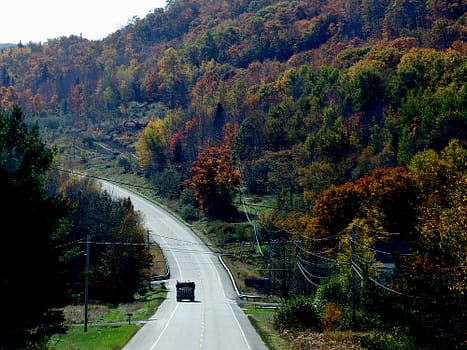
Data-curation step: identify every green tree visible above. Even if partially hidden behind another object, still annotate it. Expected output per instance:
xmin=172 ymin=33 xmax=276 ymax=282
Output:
xmin=232 ymin=116 xmax=266 ymax=162
xmin=341 ymin=60 xmax=388 ymax=114
xmin=394 ymin=49 xmax=467 ymax=163
xmin=58 ymin=174 xmax=153 ymax=303
xmin=264 ymin=147 xmax=308 ymax=210
xmin=297 ymin=161 xmax=337 ymax=208
xmin=361 ymin=0 xmax=384 ymax=39
xmin=312 ymin=105 xmax=351 ymax=164
xmin=157 ymin=48 xmax=192 ymax=108
xmin=382 ymin=0 xmax=427 ymax=39
xmin=0 ymin=106 xmax=70 ymax=350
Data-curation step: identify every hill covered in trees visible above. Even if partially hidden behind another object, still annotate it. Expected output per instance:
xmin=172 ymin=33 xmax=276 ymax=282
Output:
xmin=0 ymin=0 xmax=465 ymax=348
xmin=0 ymin=0 xmax=465 ymax=198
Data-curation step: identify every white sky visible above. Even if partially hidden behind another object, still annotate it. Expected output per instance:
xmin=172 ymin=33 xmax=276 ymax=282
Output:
xmin=0 ymin=1 xmax=167 ymax=44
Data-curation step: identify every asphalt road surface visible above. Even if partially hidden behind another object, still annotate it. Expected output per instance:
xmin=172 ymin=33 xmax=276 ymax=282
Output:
xmin=102 ymin=182 xmax=268 ymax=350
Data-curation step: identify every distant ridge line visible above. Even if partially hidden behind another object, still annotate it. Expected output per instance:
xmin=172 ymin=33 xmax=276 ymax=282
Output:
xmin=0 ymin=43 xmax=16 ymax=49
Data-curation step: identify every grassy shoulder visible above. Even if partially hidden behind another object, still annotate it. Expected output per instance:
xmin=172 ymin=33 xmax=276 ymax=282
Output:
xmin=49 ymin=325 xmax=138 ymax=350
xmin=242 ymin=305 xmax=290 ymax=350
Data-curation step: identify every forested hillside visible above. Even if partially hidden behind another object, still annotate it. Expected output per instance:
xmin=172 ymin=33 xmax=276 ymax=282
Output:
xmin=0 ymin=0 xmax=464 ymax=202
xmin=0 ymin=0 xmax=466 ymax=348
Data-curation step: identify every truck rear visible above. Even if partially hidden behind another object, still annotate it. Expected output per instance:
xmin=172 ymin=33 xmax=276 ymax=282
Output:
xmin=176 ymin=281 xmax=195 ymax=302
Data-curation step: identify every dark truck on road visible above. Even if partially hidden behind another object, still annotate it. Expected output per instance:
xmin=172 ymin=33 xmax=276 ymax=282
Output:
xmin=176 ymin=281 xmax=195 ymax=302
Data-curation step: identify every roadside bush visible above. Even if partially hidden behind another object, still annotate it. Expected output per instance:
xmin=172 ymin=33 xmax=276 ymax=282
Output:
xmin=152 ymin=167 xmax=181 ymax=199
xmin=204 ymin=221 xmax=252 ymax=244
xmin=314 ymin=274 xmax=350 ymax=310
xmin=117 ymin=156 xmax=133 ymax=173
xmin=179 ymin=188 xmax=196 ymax=207
xmin=274 ymin=296 xmax=322 ymax=331
xmin=179 ymin=188 xmax=198 ymax=221
xmin=181 ymin=204 xmax=198 ymax=222
xmin=321 ymin=302 xmax=343 ymax=331
xmin=355 ymin=332 xmax=416 ymax=350
xmin=314 ymin=274 xmax=350 ymax=329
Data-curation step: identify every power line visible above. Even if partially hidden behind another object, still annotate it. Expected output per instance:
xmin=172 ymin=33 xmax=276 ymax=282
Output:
xmin=368 ymin=276 xmax=406 ymax=296
xmin=239 ymin=178 xmax=264 ymax=256
xmin=297 ymin=258 xmax=330 ymax=279
xmin=352 ymin=223 xmax=401 ymax=237
xmin=352 ymin=253 xmax=374 ymax=266
xmin=297 ymin=262 xmax=319 ymax=287
xmin=60 ymin=238 xmax=219 ymax=257
xmin=352 ymin=262 xmax=365 ymax=281
xmin=53 ymin=237 xmax=86 ymax=249
xmin=352 ymin=239 xmax=412 ymax=256
xmin=302 ymin=249 xmax=337 ymax=262
xmin=297 ymin=254 xmax=335 ymax=268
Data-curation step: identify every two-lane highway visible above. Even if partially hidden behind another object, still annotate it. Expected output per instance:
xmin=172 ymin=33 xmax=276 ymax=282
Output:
xmin=102 ymin=182 xmax=268 ymax=350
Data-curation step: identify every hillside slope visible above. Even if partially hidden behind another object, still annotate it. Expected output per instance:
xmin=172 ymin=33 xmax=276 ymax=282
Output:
xmin=0 ymin=0 xmax=465 ymax=193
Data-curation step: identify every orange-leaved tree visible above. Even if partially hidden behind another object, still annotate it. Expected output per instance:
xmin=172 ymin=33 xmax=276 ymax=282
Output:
xmin=188 ymin=123 xmax=240 ymax=220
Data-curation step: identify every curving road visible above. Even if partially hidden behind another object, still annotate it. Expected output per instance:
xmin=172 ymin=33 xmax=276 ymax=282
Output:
xmin=101 ymin=182 xmax=268 ymax=350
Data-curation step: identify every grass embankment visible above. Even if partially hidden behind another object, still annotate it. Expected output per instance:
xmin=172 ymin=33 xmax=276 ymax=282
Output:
xmin=49 ymin=287 xmax=166 ymax=350
xmin=243 ymin=305 xmax=289 ymax=350
xmin=242 ymin=303 xmax=359 ymax=350
xmin=49 ymin=325 xmax=137 ymax=350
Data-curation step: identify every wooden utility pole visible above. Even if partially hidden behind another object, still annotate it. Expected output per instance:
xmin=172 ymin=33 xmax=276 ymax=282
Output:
xmin=351 ymin=225 xmax=356 ymax=331
xmin=84 ymin=235 xmax=90 ymax=332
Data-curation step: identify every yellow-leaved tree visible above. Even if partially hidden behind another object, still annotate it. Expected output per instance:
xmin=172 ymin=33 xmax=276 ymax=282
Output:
xmin=135 ymin=110 xmax=181 ymax=172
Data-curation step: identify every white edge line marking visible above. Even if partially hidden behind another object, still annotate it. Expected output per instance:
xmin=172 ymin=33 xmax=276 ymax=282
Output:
xmin=211 ymin=255 xmax=252 ymax=350
xmin=149 ymin=302 xmax=179 ymax=350
xmin=228 ymin=303 xmax=252 ymax=350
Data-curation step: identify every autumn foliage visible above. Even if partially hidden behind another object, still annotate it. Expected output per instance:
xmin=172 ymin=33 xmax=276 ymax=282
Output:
xmin=187 ymin=123 xmax=240 ymax=220
xmin=262 ymin=141 xmax=466 ymax=348
xmin=0 ymin=0 xmax=465 ymax=347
